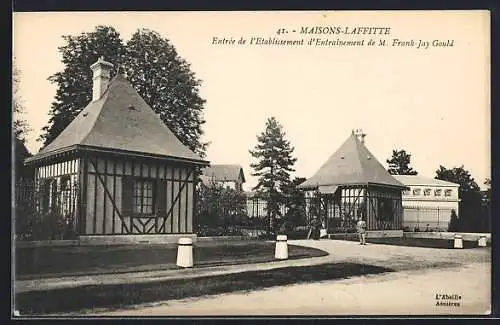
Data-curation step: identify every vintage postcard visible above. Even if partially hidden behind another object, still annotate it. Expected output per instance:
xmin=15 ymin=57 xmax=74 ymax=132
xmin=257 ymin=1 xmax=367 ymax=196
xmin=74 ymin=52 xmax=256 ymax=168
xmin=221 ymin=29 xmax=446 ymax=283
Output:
xmin=12 ymin=10 xmax=491 ymax=317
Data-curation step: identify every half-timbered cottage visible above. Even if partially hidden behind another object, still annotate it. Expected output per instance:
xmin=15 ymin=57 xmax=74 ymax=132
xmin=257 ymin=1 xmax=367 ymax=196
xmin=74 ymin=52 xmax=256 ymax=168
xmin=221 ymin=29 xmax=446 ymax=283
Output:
xmin=25 ymin=57 xmax=208 ymax=243
xmin=298 ymin=131 xmax=408 ymax=237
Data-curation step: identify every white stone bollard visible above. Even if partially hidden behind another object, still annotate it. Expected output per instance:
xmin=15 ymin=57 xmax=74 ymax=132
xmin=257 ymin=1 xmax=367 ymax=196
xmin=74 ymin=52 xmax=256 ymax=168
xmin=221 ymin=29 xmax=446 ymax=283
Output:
xmin=478 ymin=235 xmax=487 ymax=247
xmin=176 ymin=237 xmax=194 ymax=268
xmin=275 ymin=235 xmax=288 ymax=260
xmin=453 ymin=234 xmax=463 ymax=249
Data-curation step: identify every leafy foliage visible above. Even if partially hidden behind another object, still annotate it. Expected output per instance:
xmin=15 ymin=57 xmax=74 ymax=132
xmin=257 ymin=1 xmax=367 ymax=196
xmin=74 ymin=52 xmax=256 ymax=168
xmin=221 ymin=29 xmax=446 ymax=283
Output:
xmin=12 ymin=61 xmax=34 ymax=180
xmin=435 ymin=165 xmax=480 ymax=196
xmin=435 ymin=165 xmax=488 ymax=232
xmin=13 ymin=60 xmax=32 ymax=142
xmin=386 ymin=149 xmax=418 ymax=175
xmin=15 ymin=180 xmax=78 ymax=240
xmin=196 ymin=179 xmax=247 ymax=230
xmin=249 ymin=117 xmax=297 ymax=232
xmin=280 ymin=177 xmax=307 ymax=232
xmin=41 ymin=26 xmax=126 ymax=147
xmin=40 ymin=26 xmax=207 ymax=157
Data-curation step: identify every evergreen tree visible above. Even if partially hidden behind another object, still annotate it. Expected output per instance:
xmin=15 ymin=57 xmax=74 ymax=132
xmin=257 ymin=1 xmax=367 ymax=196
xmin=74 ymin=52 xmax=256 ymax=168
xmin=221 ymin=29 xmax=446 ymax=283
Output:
xmin=387 ymin=149 xmax=418 ymax=175
xmin=40 ymin=26 xmax=207 ymax=157
xmin=249 ymin=117 xmax=297 ymax=233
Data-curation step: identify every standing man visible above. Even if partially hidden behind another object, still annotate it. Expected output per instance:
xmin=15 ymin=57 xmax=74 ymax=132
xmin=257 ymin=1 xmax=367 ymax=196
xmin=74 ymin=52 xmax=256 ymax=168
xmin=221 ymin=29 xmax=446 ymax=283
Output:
xmin=356 ymin=216 xmax=367 ymax=245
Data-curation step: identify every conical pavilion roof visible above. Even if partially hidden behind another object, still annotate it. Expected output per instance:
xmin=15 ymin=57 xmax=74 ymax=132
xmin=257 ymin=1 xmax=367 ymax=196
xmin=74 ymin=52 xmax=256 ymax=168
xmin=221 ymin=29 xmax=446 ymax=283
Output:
xmin=298 ymin=133 xmax=406 ymax=189
xmin=27 ymin=75 xmax=207 ymax=165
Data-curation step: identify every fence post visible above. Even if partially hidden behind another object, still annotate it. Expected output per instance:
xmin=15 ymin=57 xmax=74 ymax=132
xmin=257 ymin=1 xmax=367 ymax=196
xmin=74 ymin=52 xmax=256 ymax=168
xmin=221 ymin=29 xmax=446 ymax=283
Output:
xmin=176 ymin=237 xmax=194 ymax=267
xmin=275 ymin=235 xmax=288 ymax=260
xmin=416 ymin=206 xmax=419 ymax=231
xmin=437 ymin=207 xmax=440 ymax=231
xmin=454 ymin=234 xmax=463 ymax=249
xmin=478 ymin=235 xmax=487 ymax=247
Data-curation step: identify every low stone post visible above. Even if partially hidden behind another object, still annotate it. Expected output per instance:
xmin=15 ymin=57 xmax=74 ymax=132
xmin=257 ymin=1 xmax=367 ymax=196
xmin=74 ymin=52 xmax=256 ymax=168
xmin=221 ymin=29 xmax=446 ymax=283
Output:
xmin=275 ymin=235 xmax=288 ymax=260
xmin=453 ymin=234 xmax=463 ymax=249
xmin=478 ymin=235 xmax=487 ymax=247
xmin=176 ymin=237 xmax=194 ymax=268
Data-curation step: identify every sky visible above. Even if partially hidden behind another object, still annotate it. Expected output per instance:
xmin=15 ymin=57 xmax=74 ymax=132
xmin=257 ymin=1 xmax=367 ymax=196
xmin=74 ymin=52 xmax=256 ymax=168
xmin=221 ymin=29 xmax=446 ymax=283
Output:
xmin=12 ymin=11 xmax=490 ymax=191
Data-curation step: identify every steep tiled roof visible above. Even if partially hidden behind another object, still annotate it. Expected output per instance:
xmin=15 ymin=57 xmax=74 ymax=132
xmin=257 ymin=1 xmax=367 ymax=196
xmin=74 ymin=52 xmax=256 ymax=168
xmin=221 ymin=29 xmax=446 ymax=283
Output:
xmin=202 ymin=164 xmax=246 ymax=183
xmin=27 ymin=75 xmax=207 ymax=165
xmin=299 ymin=133 xmax=406 ymax=189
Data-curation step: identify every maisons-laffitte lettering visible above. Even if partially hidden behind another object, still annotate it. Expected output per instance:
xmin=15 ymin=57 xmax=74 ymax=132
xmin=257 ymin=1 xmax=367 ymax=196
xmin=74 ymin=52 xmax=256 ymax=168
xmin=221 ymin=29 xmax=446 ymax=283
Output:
xmin=300 ymin=26 xmax=391 ymax=35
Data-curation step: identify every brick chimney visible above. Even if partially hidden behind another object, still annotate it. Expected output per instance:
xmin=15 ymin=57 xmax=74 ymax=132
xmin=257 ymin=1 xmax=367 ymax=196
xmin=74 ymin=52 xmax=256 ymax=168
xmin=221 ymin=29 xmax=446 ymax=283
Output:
xmin=90 ymin=56 xmax=114 ymax=101
xmin=354 ymin=129 xmax=366 ymax=144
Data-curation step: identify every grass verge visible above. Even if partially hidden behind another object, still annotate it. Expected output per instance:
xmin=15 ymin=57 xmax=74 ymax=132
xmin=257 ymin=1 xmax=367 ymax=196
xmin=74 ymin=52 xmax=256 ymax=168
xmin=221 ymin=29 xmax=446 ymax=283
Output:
xmin=366 ymin=237 xmax=483 ymax=249
xmin=16 ymin=262 xmax=392 ymax=315
xmin=16 ymin=241 xmax=328 ymax=279
xmin=329 ymin=234 xmax=485 ymax=249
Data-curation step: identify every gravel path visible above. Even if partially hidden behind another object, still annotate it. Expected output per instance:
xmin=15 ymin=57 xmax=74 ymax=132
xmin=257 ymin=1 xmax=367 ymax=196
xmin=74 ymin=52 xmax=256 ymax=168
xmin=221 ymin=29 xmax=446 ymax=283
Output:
xmin=89 ymin=240 xmax=491 ymax=316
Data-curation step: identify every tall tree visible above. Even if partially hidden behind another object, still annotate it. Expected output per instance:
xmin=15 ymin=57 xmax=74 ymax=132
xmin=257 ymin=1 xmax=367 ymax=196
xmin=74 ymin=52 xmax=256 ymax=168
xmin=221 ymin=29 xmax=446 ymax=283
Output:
xmin=249 ymin=117 xmax=297 ymax=233
xmin=12 ymin=60 xmax=33 ymax=179
xmin=124 ymin=29 xmax=207 ymax=156
xmin=40 ymin=26 xmax=207 ymax=157
xmin=40 ymin=26 xmax=126 ymax=147
xmin=386 ymin=149 xmax=418 ymax=175
xmin=435 ymin=165 xmax=484 ymax=232
xmin=13 ymin=60 xmax=31 ymax=143
xmin=435 ymin=165 xmax=480 ymax=196
xmin=481 ymin=178 xmax=491 ymax=232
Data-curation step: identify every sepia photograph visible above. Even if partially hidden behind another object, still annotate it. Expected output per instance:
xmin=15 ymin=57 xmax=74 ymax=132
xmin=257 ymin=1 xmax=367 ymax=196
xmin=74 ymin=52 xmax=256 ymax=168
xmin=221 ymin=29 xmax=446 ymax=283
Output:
xmin=12 ymin=10 xmax=491 ymax=317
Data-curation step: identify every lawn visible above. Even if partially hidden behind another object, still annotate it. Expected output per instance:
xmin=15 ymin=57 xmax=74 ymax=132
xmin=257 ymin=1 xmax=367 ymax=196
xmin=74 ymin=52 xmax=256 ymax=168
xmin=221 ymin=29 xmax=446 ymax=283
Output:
xmin=330 ymin=234 xmax=485 ymax=249
xmin=15 ymin=240 xmax=328 ymax=279
xmin=16 ymin=262 xmax=392 ymax=315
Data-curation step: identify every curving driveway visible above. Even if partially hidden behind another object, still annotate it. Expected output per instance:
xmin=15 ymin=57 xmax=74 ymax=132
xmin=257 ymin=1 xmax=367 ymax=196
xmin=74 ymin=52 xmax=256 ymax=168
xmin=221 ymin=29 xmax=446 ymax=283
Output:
xmin=90 ymin=239 xmax=491 ymax=316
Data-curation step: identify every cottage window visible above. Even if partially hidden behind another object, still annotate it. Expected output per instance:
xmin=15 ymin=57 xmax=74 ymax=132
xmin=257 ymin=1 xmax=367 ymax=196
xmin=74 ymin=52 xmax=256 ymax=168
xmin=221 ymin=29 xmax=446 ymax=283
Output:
xmin=423 ymin=188 xmax=431 ymax=196
xmin=445 ymin=189 xmax=452 ymax=197
xmin=412 ymin=188 xmax=421 ymax=196
xmin=122 ymin=176 xmax=167 ymax=217
xmin=133 ymin=179 xmax=154 ymax=214
xmin=434 ymin=189 xmax=442 ymax=196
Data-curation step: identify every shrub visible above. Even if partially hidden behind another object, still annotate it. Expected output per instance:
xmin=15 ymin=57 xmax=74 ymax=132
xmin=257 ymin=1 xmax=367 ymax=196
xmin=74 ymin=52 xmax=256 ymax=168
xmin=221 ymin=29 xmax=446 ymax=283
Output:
xmin=448 ymin=209 xmax=460 ymax=232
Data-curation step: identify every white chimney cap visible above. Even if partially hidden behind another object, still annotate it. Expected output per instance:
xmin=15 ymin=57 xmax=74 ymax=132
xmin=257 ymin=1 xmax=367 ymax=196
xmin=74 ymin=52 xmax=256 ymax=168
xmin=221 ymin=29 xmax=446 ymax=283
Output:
xmin=90 ymin=56 xmax=114 ymax=70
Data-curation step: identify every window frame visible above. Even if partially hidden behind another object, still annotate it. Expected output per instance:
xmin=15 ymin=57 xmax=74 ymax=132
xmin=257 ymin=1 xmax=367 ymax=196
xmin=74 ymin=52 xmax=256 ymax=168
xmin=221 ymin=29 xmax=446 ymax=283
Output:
xmin=131 ymin=178 xmax=156 ymax=216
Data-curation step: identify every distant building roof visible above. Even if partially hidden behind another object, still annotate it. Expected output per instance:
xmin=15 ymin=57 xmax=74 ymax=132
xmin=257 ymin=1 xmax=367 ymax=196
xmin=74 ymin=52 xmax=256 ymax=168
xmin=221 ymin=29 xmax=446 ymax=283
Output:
xmin=393 ymin=175 xmax=460 ymax=187
xmin=26 ymin=74 xmax=207 ymax=165
xmin=299 ymin=132 xmax=406 ymax=189
xmin=202 ymin=164 xmax=246 ymax=183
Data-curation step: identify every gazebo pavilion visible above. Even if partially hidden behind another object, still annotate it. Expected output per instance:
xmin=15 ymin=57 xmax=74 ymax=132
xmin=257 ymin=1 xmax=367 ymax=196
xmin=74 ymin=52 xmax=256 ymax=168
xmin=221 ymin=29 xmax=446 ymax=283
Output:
xmin=24 ymin=57 xmax=208 ymax=243
xmin=298 ymin=131 xmax=409 ymax=237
